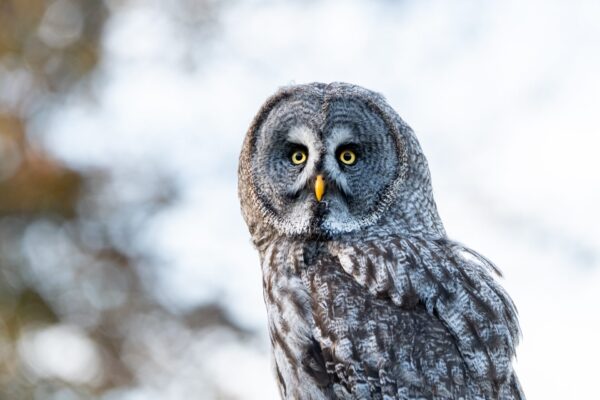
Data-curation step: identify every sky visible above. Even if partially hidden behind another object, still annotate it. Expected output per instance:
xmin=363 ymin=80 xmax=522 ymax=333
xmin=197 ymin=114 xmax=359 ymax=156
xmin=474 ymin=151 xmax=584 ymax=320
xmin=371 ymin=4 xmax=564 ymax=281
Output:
xmin=38 ymin=0 xmax=600 ymax=398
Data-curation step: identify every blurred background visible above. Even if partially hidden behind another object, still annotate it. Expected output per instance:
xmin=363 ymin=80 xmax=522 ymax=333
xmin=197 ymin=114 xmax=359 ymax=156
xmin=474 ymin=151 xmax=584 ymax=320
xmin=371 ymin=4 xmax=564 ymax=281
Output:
xmin=0 ymin=0 xmax=598 ymax=399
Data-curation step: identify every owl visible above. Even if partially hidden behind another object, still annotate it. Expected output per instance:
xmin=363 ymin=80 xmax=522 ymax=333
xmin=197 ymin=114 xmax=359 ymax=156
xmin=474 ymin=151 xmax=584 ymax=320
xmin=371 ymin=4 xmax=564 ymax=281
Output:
xmin=238 ymin=82 xmax=524 ymax=399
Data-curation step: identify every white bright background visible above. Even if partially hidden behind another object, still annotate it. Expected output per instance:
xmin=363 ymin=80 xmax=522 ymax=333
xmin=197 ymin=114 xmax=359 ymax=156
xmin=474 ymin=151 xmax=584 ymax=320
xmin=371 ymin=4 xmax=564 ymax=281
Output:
xmin=40 ymin=0 xmax=600 ymax=398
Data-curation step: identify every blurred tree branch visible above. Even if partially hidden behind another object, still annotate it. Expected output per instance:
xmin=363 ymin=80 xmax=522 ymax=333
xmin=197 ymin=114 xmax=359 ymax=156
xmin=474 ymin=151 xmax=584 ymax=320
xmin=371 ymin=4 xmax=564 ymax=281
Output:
xmin=0 ymin=1 xmax=247 ymax=399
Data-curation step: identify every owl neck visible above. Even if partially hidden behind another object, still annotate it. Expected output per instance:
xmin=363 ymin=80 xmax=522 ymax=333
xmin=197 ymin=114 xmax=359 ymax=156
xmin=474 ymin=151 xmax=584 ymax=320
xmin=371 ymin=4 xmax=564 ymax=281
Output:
xmin=250 ymin=211 xmax=446 ymax=258
xmin=381 ymin=187 xmax=447 ymax=239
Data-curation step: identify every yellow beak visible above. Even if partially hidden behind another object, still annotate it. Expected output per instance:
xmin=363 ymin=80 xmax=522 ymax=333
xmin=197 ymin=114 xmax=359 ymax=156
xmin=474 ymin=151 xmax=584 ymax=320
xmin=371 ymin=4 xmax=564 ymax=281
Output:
xmin=315 ymin=175 xmax=325 ymax=202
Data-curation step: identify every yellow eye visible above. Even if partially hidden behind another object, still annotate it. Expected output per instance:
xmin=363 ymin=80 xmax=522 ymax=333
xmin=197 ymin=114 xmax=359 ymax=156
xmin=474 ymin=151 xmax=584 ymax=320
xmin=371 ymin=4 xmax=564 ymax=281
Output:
xmin=339 ymin=149 xmax=356 ymax=165
xmin=291 ymin=150 xmax=307 ymax=165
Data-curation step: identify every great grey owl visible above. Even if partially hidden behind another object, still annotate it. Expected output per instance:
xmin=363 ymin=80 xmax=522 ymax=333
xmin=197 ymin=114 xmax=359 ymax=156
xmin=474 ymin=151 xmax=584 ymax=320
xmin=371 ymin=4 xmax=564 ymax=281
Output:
xmin=238 ymin=82 xmax=523 ymax=399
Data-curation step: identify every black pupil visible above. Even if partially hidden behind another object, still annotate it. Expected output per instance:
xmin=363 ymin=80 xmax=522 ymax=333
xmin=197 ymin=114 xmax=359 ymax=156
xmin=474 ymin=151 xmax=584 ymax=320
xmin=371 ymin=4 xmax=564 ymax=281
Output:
xmin=294 ymin=152 xmax=303 ymax=161
xmin=343 ymin=152 xmax=352 ymax=161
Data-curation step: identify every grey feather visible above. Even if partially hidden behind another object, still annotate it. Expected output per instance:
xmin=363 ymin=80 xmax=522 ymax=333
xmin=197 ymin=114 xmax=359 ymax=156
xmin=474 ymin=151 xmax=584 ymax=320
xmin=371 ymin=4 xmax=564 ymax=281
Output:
xmin=238 ymin=82 xmax=524 ymax=399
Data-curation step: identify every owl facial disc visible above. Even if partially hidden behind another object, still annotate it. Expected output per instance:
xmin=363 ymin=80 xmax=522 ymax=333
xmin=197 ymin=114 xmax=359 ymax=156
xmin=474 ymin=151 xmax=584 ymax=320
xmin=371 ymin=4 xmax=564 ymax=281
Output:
xmin=240 ymin=83 xmax=414 ymax=238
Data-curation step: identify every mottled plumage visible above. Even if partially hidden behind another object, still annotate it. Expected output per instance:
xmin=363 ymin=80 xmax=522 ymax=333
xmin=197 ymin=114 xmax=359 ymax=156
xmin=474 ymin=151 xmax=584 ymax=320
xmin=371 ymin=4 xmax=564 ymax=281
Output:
xmin=238 ymin=82 xmax=524 ymax=399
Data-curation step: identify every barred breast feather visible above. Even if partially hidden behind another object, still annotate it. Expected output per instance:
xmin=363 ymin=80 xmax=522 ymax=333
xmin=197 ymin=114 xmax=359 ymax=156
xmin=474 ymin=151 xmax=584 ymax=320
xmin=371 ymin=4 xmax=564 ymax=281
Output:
xmin=262 ymin=234 xmax=524 ymax=399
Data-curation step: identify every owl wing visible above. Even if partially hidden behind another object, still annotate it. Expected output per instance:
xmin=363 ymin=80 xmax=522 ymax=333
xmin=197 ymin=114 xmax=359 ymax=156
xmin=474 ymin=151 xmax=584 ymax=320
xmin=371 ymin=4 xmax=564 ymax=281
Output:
xmin=320 ymin=236 xmax=524 ymax=399
xmin=304 ymin=252 xmax=471 ymax=398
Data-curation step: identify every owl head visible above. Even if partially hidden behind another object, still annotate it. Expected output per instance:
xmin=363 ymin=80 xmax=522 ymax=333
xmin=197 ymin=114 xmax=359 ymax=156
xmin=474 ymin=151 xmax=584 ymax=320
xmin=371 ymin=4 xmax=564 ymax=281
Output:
xmin=239 ymin=82 xmax=445 ymax=239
